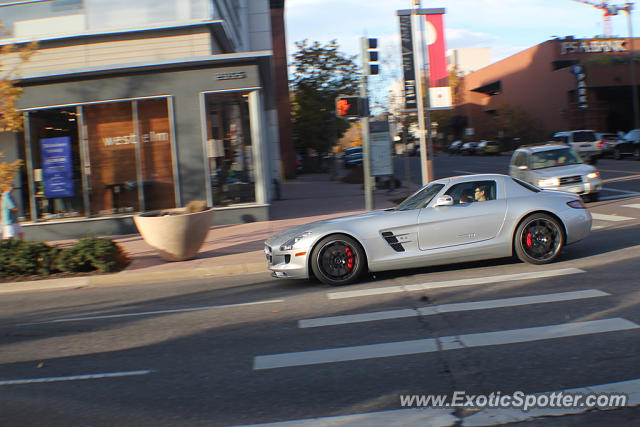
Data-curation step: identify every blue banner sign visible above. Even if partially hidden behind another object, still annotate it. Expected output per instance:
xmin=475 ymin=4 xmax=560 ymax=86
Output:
xmin=41 ymin=136 xmax=75 ymax=199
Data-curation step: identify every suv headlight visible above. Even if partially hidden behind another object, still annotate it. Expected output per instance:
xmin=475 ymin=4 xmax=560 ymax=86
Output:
xmin=537 ymin=178 xmax=560 ymax=187
xmin=280 ymin=231 xmax=312 ymax=251
xmin=587 ymin=171 xmax=600 ymax=179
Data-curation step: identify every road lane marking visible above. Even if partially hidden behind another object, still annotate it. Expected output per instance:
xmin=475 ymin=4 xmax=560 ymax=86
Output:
xmin=301 ymin=290 xmax=609 ymax=328
xmin=327 ymin=268 xmax=585 ymax=300
xmin=621 ymin=203 xmax=640 ymax=209
xmin=235 ymin=378 xmax=640 ymax=426
xmin=253 ymin=318 xmax=638 ymax=370
xmin=41 ymin=299 xmax=285 ymax=324
xmin=591 ymin=213 xmax=635 ymax=222
xmin=0 ymin=370 xmax=152 ymax=386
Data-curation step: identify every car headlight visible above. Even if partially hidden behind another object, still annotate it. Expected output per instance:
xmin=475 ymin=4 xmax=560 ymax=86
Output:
xmin=280 ymin=231 xmax=312 ymax=251
xmin=537 ymin=178 xmax=560 ymax=187
xmin=587 ymin=171 xmax=600 ymax=179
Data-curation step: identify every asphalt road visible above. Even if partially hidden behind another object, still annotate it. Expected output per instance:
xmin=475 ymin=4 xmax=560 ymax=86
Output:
xmin=1 ymin=155 xmax=640 ymax=426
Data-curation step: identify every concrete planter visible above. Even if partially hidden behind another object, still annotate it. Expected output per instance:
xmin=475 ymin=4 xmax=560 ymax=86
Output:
xmin=133 ymin=208 xmax=215 ymax=261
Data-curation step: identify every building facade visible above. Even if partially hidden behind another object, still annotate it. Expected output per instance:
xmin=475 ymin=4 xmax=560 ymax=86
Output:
xmin=0 ymin=0 xmax=293 ymax=241
xmin=455 ymin=37 xmax=640 ymax=141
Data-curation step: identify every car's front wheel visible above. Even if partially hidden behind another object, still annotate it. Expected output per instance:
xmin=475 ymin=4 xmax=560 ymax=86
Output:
xmin=634 ymin=146 xmax=640 ymax=161
xmin=311 ymin=234 xmax=365 ymax=286
xmin=514 ymin=213 xmax=564 ymax=264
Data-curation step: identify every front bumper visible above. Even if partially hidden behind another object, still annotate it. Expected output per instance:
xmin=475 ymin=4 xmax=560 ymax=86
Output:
xmin=543 ymin=179 xmax=602 ymax=196
xmin=265 ymin=245 xmax=310 ymax=279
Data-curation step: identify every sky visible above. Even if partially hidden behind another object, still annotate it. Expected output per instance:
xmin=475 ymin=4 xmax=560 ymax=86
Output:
xmin=284 ymin=0 xmax=639 ymax=87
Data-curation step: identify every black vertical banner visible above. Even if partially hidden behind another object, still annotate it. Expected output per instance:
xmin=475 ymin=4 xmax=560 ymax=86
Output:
xmin=399 ymin=14 xmax=417 ymax=110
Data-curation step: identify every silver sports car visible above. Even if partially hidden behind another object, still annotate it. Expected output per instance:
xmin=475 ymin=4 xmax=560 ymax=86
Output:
xmin=265 ymin=174 xmax=592 ymax=285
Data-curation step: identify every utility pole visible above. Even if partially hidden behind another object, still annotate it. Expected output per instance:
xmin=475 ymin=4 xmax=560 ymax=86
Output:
xmin=622 ymin=4 xmax=640 ymax=129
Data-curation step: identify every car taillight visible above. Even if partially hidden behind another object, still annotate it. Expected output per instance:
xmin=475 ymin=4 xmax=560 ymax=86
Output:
xmin=597 ymin=140 xmax=604 ymax=149
xmin=567 ymin=199 xmax=586 ymax=209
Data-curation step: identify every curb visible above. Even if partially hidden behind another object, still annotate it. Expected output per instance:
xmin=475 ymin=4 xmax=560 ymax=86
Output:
xmin=0 ymin=261 xmax=268 ymax=295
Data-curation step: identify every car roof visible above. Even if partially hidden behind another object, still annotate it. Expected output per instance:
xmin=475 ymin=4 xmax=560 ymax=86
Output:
xmin=432 ymin=173 xmax=508 ymax=185
xmin=515 ymin=143 xmax=569 ymax=153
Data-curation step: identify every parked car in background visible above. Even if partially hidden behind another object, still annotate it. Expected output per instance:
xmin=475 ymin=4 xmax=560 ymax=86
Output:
xmin=552 ymin=130 xmax=600 ymax=162
xmin=447 ymin=140 xmax=464 ymax=155
xmin=343 ymin=146 xmax=363 ymax=168
xmin=611 ymin=129 xmax=640 ymax=160
xmin=509 ymin=144 xmax=602 ymax=202
xmin=477 ymin=140 xmax=501 ymax=155
xmin=596 ymin=132 xmax=621 ymax=158
xmin=460 ymin=141 xmax=479 ymax=155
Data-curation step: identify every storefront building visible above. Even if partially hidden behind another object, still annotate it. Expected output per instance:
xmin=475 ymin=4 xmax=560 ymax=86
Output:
xmin=0 ymin=0 xmax=292 ymax=241
xmin=456 ymin=36 xmax=640 ymax=140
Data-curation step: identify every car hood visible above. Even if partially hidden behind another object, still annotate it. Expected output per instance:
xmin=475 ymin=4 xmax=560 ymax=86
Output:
xmin=530 ymin=164 xmax=595 ymax=178
xmin=265 ymin=209 xmax=394 ymax=246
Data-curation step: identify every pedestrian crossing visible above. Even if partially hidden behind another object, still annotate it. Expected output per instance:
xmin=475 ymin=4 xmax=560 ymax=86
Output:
xmin=590 ymin=204 xmax=640 ymax=229
xmin=249 ymin=269 xmax=640 ymax=424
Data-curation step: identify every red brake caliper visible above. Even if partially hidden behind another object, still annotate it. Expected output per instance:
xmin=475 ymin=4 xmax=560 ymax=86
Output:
xmin=345 ymin=247 xmax=354 ymax=271
xmin=526 ymin=232 xmax=532 ymax=248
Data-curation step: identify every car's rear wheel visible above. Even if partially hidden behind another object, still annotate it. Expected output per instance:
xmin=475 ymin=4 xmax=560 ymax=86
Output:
xmin=514 ymin=213 xmax=564 ymax=264
xmin=634 ymin=146 xmax=640 ymax=160
xmin=583 ymin=192 xmax=599 ymax=203
xmin=614 ymin=148 xmax=622 ymax=160
xmin=311 ymin=234 xmax=365 ymax=286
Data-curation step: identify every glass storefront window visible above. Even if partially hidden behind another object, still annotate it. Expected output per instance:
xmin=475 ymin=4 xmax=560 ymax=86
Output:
xmin=138 ymin=98 xmax=176 ymax=211
xmin=204 ymin=92 xmax=255 ymax=207
xmin=19 ymin=97 xmax=176 ymax=222
xmin=84 ymin=101 xmax=140 ymax=216
xmin=27 ymin=108 xmax=85 ymax=220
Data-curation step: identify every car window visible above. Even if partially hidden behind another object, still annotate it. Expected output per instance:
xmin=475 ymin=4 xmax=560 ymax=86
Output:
xmin=445 ymin=180 xmax=497 ymax=204
xmin=531 ymin=148 xmax=582 ymax=169
xmin=513 ymin=152 xmax=527 ymax=167
xmin=572 ymin=131 xmax=596 ymax=142
xmin=396 ymin=183 xmax=445 ymax=210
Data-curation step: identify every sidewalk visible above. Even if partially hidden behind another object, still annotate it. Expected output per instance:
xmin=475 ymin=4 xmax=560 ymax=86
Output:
xmin=0 ymin=174 xmax=419 ymax=293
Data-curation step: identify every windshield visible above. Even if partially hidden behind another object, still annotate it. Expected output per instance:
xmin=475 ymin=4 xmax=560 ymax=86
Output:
xmin=396 ymin=183 xmax=445 ymax=211
xmin=531 ymin=148 xmax=582 ymax=170
xmin=572 ymin=131 xmax=596 ymax=142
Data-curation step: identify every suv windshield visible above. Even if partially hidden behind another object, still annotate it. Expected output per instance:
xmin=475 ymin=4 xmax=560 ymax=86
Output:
xmin=531 ymin=148 xmax=583 ymax=170
xmin=396 ymin=183 xmax=445 ymax=210
xmin=572 ymin=131 xmax=596 ymax=142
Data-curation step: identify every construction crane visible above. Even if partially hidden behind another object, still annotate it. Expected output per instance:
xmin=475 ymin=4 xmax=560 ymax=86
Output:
xmin=571 ymin=0 xmax=633 ymax=37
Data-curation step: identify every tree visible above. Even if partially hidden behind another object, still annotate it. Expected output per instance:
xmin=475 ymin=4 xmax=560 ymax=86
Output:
xmin=290 ymin=40 xmax=360 ymax=155
xmin=0 ymin=22 xmax=36 ymax=189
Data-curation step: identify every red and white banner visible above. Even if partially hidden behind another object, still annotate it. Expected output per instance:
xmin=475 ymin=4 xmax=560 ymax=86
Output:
xmin=425 ymin=12 xmax=452 ymax=109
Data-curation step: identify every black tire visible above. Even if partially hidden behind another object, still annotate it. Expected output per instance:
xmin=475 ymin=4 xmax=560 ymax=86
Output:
xmin=514 ymin=213 xmax=564 ymax=265
xmin=583 ymin=192 xmax=599 ymax=203
xmin=310 ymin=234 xmax=365 ymax=286
xmin=634 ymin=146 xmax=640 ymax=161
xmin=614 ymin=148 xmax=622 ymax=160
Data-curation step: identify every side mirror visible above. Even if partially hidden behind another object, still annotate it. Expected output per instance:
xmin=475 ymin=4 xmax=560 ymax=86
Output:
xmin=435 ymin=195 xmax=454 ymax=207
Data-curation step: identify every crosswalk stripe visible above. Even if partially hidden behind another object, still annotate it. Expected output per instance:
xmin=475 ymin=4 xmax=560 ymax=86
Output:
xmin=234 ymin=378 xmax=640 ymax=426
xmin=253 ymin=318 xmax=638 ymax=370
xmin=327 ymin=268 xmax=585 ymax=300
xmin=621 ymin=203 xmax=640 ymax=209
xmin=591 ymin=213 xmax=635 ymax=222
xmin=300 ymin=290 xmax=609 ymax=328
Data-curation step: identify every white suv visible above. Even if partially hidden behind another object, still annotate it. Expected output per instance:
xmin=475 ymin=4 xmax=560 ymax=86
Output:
xmin=509 ymin=144 xmax=602 ymax=202
xmin=552 ymin=130 xmax=601 ymax=161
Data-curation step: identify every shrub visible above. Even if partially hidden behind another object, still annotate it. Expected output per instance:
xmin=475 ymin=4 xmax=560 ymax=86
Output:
xmin=0 ymin=237 xmax=129 ymax=278
xmin=55 ymin=237 xmax=129 ymax=273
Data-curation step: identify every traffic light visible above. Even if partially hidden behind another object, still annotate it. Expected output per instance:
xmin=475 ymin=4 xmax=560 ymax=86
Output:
xmin=366 ymin=38 xmax=379 ymax=75
xmin=336 ymin=96 xmax=362 ymax=117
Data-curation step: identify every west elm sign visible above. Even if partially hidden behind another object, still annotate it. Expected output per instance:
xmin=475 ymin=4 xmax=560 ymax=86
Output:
xmin=560 ymin=39 xmax=628 ymax=55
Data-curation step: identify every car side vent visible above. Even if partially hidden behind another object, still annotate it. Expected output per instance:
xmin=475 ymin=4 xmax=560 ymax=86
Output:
xmin=381 ymin=231 xmax=405 ymax=252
